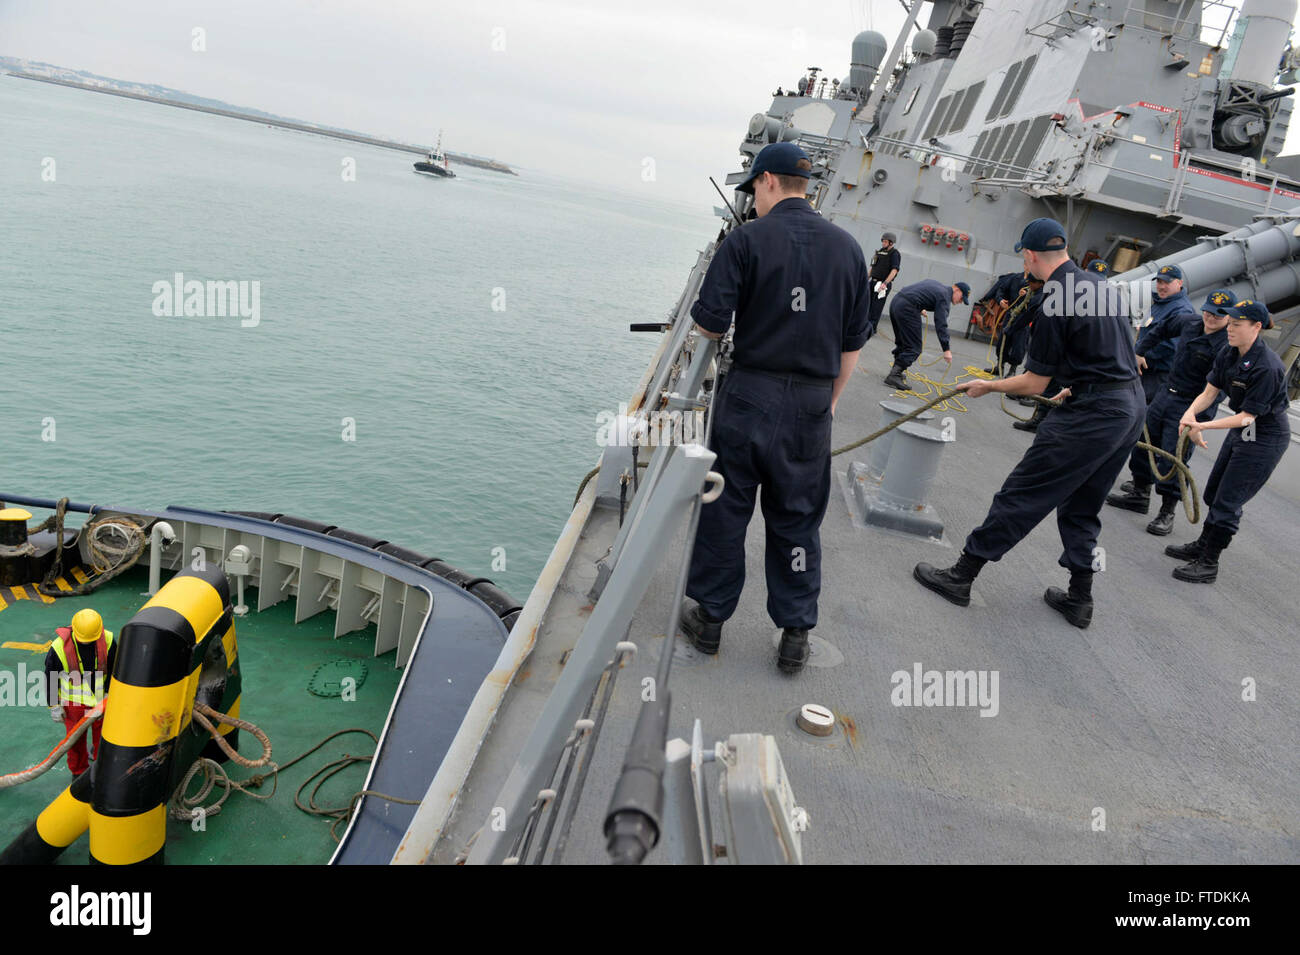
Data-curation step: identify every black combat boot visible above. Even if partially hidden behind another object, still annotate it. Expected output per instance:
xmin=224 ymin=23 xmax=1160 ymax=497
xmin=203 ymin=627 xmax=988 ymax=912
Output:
xmin=1105 ymin=480 xmax=1151 ymax=514
xmin=679 ymin=601 xmax=723 ymax=654
xmin=1173 ymin=525 xmax=1232 ymax=584
xmin=913 ymin=552 xmax=985 ymax=607
xmin=1044 ymin=569 xmax=1093 ymax=628
xmin=1164 ymin=526 xmax=1207 ymax=561
xmin=1146 ymin=497 xmax=1177 ymax=536
xmin=883 ymin=364 xmax=908 ymax=389
xmin=777 ymin=628 xmax=810 ymax=673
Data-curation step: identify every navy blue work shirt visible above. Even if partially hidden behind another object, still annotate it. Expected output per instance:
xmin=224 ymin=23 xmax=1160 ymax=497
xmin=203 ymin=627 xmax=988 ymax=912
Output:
xmin=1136 ymin=288 xmax=1197 ymax=374
xmin=893 ymin=279 xmax=956 ymax=350
xmin=691 ymin=197 xmax=871 ymax=379
xmin=1136 ymin=312 xmax=1228 ymax=401
xmin=979 ymin=271 xmax=1024 ymax=304
xmin=1206 ymin=337 xmax=1291 ymax=435
xmin=1025 ymin=260 xmax=1138 ymax=386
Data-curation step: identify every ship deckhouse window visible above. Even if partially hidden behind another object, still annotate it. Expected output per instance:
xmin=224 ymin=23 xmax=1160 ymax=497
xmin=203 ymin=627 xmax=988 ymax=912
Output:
xmin=998 ymin=119 xmax=1032 ymax=174
xmin=1011 ymin=115 xmax=1053 ymax=176
xmin=987 ymin=61 xmax=1022 ymax=121
xmin=946 ymin=81 xmax=985 ymax=135
xmin=986 ymin=124 xmax=1015 ymax=176
xmin=999 ymin=55 xmax=1036 ymax=119
xmin=967 ymin=129 xmax=993 ymax=174
xmin=923 ymin=94 xmax=953 ymax=139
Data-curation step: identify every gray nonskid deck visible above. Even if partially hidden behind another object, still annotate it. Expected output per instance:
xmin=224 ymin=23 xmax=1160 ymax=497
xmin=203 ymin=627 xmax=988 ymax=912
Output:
xmin=438 ymin=331 xmax=1299 ymax=864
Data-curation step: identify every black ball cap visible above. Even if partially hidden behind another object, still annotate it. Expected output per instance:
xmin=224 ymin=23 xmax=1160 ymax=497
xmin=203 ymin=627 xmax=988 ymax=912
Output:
xmin=1014 ymin=217 xmax=1067 ymax=252
xmin=737 ymin=142 xmax=812 ymax=194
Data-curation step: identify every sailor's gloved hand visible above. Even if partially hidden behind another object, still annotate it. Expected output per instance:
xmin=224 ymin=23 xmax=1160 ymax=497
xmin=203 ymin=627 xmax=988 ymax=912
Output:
xmin=50 ymin=707 xmax=64 ymax=722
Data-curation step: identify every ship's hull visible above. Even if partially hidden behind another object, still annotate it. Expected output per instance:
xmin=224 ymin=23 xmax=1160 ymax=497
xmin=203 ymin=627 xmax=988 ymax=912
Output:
xmin=413 ymin=162 xmax=455 ymax=178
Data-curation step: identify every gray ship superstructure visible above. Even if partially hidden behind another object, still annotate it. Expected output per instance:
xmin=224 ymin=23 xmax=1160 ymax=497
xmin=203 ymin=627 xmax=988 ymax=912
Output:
xmin=378 ymin=0 xmax=1300 ymax=865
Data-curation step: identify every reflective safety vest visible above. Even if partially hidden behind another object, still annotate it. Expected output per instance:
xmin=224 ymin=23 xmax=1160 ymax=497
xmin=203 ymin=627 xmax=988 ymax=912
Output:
xmin=52 ymin=626 xmax=114 ymax=706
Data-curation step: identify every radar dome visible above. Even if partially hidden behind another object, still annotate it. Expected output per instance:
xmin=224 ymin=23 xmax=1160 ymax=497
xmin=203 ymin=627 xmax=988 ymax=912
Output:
xmin=912 ymin=29 xmax=937 ymax=56
xmin=849 ymin=30 xmax=888 ymax=92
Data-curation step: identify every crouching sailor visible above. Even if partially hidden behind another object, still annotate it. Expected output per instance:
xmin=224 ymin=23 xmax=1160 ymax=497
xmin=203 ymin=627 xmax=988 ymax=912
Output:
xmin=912 ymin=218 xmax=1145 ymax=629
xmin=45 ymin=608 xmax=117 ymax=776
xmin=883 ymin=279 xmax=967 ymax=389
xmin=1165 ymin=300 xmax=1292 ymax=583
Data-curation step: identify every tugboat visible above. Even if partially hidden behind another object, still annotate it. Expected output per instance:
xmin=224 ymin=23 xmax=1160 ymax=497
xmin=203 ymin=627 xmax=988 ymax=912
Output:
xmin=413 ymin=131 xmax=455 ymax=178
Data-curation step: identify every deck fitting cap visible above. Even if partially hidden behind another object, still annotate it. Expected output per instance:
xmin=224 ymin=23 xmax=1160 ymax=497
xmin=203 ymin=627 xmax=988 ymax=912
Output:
xmin=797 ymin=703 xmax=835 ymax=737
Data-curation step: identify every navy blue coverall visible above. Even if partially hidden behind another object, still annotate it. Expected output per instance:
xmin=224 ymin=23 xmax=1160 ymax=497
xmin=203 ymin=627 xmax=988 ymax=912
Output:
xmin=996 ymin=276 xmax=1039 ymax=368
xmin=964 ymin=260 xmax=1145 ymax=572
xmin=686 ymin=197 xmax=871 ymax=629
xmin=1129 ymin=313 xmax=1228 ymax=501
xmin=889 ymin=279 xmax=953 ymax=370
xmin=1201 ymin=338 xmax=1292 ymax=536
xmin=1136 ymin=288 xmax=1197 ymax=403
xmin=865 ymin=244 xmax=901 ymax=338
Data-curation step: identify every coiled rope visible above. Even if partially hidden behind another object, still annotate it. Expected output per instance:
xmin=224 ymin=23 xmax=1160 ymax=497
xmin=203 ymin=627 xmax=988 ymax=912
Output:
xmin=27 ymin=498 xmax=147 ymax=597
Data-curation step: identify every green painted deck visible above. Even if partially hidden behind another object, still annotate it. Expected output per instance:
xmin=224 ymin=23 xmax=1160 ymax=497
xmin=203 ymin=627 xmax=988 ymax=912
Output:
xmin=0 ymin=567 xmax=404 ymax=864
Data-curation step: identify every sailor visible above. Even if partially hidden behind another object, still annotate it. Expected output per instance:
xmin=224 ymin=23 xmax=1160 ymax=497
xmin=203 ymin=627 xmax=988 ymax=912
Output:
xmin=1135 ymin=264 xmax=1198 ymax=404
xmin=44 ymin=608 xmax=117 ymax=776
xmin=865 ymin=232 xmax=901 ymax=339
xmin=1105 ymin=288 xmax=1233 ymax=533
xmin=882 ymin=279 xmax=969 ymax=389
xmin=681 ymin=141 xmax=871 ymax=672
xmin=913 ymin=218 xmax=1145 ymax=629
xmin=1165 ymin=300 xmax=1291 ymax=583
xmin=989 ymin=268 xmax=1040 ymax=379
xmin=977 ymin=269 xmax=1026 ymax=376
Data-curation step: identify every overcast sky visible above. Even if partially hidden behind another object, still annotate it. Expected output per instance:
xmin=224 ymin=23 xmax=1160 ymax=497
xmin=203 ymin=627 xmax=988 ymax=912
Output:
xmin=3 ymin=0 xmax=1299 ymax=207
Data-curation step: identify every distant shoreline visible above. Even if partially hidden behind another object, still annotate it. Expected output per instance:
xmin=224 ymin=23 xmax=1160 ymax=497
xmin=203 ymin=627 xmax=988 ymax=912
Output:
xmin=4 ymin=70 xmax=518 ymax=176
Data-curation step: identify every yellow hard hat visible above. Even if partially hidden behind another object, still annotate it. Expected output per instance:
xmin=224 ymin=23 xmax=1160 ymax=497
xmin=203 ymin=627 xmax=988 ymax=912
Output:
xmin=71 ymin=609 xmax=103 ymax=644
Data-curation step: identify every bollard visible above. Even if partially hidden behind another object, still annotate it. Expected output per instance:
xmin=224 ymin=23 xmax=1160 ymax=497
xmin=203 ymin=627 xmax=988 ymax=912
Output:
xmin=864 ymin=421 xmax=950 ymax=539
xmin=867 ymin=400 xmax=936 ymax=481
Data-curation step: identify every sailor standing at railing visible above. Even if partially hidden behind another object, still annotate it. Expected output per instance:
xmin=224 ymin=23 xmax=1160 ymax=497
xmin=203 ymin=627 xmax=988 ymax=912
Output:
xmin=913 ymin=217 xmax=1146 ymax=630
xmin=680 ymin=141 xmax=871 ymax=674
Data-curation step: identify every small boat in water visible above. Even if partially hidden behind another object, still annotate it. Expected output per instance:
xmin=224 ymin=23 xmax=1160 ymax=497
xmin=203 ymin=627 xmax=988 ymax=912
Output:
xmin=414 ymin=131 xmax=455 ymax=178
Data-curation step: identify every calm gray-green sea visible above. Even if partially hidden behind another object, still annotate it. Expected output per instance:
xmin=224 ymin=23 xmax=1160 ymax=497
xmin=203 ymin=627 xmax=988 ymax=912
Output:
xmin=0 ymin=75 xmax=714 ymax=600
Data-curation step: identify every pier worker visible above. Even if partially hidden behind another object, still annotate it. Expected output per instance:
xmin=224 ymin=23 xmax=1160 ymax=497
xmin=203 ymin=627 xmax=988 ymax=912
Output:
xmin=865 ymin=232 xmax=901 ymax=338
xmin=44 ymin=608 xmax=117 ymax=777
xmin=1166 ymin=301 xmax=1291 ymax=583
xmin=883 ymin=280 xmax=967 ymax=389
xmin=1136 ymin=264 xmax=1198 ymax=404
xmin=1106 ymin=289 xmax=1233 ymax=533
xmin=913 ymin=217 xmax=1145 ymax=629
xmin=681 ymin=141 xmax=871 ymax=673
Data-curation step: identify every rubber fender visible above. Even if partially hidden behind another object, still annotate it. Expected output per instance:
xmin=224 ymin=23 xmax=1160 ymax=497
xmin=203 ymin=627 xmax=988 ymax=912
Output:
xmin=326 ymin=528 xmax=389 ymax=549
xmin=274 ymin=515 xmax=337 ymax=534
xmin=469 ymin=581 xmax=523 ymax=617
xmin=375 ymin=543 xmax=432 ymax=565
xmin=421 ymin=559 xmax=475 ymax=588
